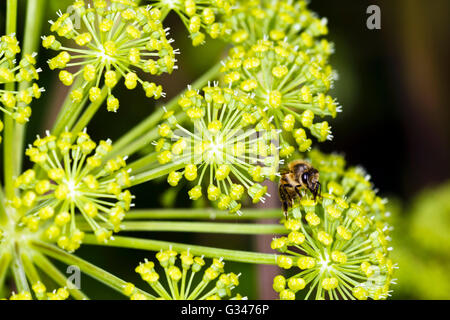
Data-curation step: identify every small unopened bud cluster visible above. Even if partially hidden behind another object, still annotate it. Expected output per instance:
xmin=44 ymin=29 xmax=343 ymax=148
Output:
xmin=125 ymin=249 xmax=244 ymax=300
xmin=0 ymin=34 xmax=43 ymax=128
xmin=149 ymin=0 xmax=235 ymax=46
xmin=271 ymin=150 xmax=395 ymax=300
xmin=155 ymin=84 xmax=279 ymax=214
xmin=15 ymin=130 xmax=134 ymax=251
xmin=42 ymin=0 xmax=177 ymax=112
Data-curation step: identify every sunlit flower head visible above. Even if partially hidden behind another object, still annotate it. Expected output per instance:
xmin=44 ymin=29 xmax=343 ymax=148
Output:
xmin=42 ymin=0 xmax=178 ymax=112
xmin=148 ymin=0 xmax=235 ymax=46
xmin=124 ymin=249 xmax=244 ymax=300
xmin=155 ymin=84 xmax=279 ymax=214
xmin=271 ymin=150 xmax=395 ymax=300
xmin=221 ymin=40 xmax=339 ymax=157
xmin=219 ymin=0 xmax=340 ymax=157
xmin=14 ymin=129 xmax=133 ymax=251
xmin=0 ymin=34 xmax=43 ymax=126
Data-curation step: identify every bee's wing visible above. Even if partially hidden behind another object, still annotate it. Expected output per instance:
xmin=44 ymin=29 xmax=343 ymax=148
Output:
xmin=279 ymin=167 xmax=290 ymax=175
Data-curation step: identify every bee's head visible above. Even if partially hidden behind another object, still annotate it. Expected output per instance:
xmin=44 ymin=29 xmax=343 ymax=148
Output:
xmin=301 ymin=169 xmax=321 ymax=200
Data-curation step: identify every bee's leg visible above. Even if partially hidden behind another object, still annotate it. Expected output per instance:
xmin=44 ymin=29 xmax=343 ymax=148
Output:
xmin=313 ymin=182 xmax=322 ymax=201
xmin=279 ymin=184 xmax=290 ymax=218
xmin=294 ymin=185 xmax=303 ymax=199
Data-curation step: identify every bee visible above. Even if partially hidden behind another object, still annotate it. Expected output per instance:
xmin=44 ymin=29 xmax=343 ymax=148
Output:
xmin=278 ymin=160 xmax=321 ymax=217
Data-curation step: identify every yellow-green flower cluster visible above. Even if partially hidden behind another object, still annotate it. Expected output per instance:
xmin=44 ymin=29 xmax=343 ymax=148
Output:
xmin=0 ymin=34 xmax=42 ymax=125
xmin=156 ymin=85 xmax=279 ymax=214
xmin=5 ymin=284 xmax=69 ymax=300
xmin=42 ymin=0 xmax=177 ymax=112
xmin=228 ymin=0 xmax=331 ymax=48
xmin=14 ymin=130 xmax=133 ymax=251
xmin=148 ymin=0 xmax=235 ymax=46
xmin=124 ymin=249 xmax=244 ymax=300
xmin=221 ymin=40 xmax=337 ymax=155
xmin=271 ymin=150 xmax=394 ymax=300
xmin=220 ymin=0 xmax=339 ymax=156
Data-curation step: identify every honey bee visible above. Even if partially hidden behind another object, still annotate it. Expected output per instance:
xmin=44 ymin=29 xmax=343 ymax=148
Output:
xmin=278 ymin=160 xmax=321 ymax=217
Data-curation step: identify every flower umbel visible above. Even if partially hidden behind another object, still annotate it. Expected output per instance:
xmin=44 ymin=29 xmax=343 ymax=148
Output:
xmin=156 ymin=85 xmax=279 ymax=214
xmin=125 ymin=249 xmax=244 ymax=300
xmin=221 ymin=40 xmax=337 ymax=155
xmin=15 ymin=130 xmax=133 ymax=251
xmin=0 ymin=34 xmax=42 ymax=125
xmin=43 ymin=0 xmax=177 ymax=112
xmin=148 ymin=0 xmax=235 ymax=46
xmin=220 ymin=0 xmax=339 ymax=156
xmin=271 ymin=150 xmax=394 ymax=300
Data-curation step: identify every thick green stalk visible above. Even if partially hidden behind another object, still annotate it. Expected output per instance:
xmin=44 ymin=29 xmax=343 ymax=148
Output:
xmin=11 ymin=246 xmax=30 ymax=293
xmin=20 ymin=253 xmax=41 ymax=286
xmin=31 ymin=240 xmax=152 ymax=298
xmin=80 ymin=221 xmax=287 ymax=235
xmin=71 ymin=85 xmax=108 ymax=134
xmin=0 ymin=185 xmax=8 ymax=224
xmin=110 ymin=112 xmax=188 ymax=161
xmin=0 ymin=252 xmax=12 ymax=295
xmin=125 ymin=152 xmax=158 ymax=174
xmin=122 ymin=208 xmax=282 ymax=220
xmin=14 ymin=0 xmax=47 ymax=176
xmin=82 ymin=235 xmax=281 ymax=265
xmin=51 ymin=77 xmax=90 ymax=135
xmin=109 ymin=62 xmax=222 ymax=159
xmin=3 ymin=0 xmax=18 ymax=200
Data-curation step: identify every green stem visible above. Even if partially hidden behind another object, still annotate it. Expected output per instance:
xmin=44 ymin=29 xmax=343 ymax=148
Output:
xmin=32 ymin=251 xmax=89 ymax=300
xmin=71 ymin=85 xmax=108 ymax=134
xmin=81 ymin=221 xmax=287 ymax=235
xmin=113 ymin=112 xmax=188 ymax=161
xmin=20 ymin=253 xmax=40 ymax=285
xmin=130 ymin=161 xmax=186 ymax=186
xmin=5 ymin=0 xmax=17 ymax=35
xmin=125 ymin=152 xmax=158 ymax=174
xmin=3 ymin=0 xmax=18 ymax=200
xmin=122 ymin=209 xmax=282 ymax=220
xmin=0 ymin=252 xmax=12 ymax=296
xmin=14 ymin=0 xmax=47 ymax=177
xmin=82 ymin=234 xmax=281 ymax=265
xmin=51 ymin=77 xmax=90 ymax=135
xmin=109 ymin=62 xmax=222 ymax=159
xmin=30 ymin=240 xmax=151 ymax=298
xmin=0 ymin=186 xmax=8 ymax=225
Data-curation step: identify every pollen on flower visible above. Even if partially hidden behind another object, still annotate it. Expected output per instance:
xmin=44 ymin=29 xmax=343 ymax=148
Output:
xmin=127 ymin=249 xmax=245 ymax=300
xmin=271 ymin=150 xmax=394 ymax=300
xmin=43 ymin=0 xmax=178 ymax=112
xmin=0 ymin=34 xmax=43 ymax=126
xmin=155 ymin=84 xmax=279 ymax=214
xmin=15 ymin=129 xmax=134 ymax=251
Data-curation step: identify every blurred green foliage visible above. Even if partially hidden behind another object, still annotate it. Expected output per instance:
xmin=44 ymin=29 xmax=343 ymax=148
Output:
xmin=391 ymin=182 xmax=450 ymax=299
